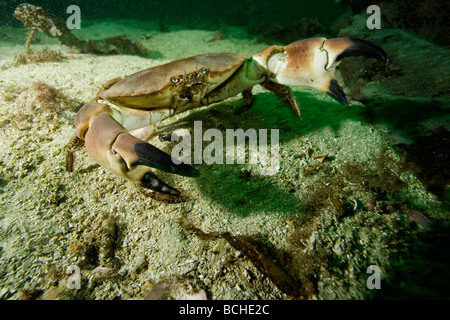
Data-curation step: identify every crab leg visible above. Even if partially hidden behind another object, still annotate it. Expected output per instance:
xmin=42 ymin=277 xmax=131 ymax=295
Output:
xmin=261 ymin=80 xmax=302 ymax=119
xmin=73 ymin=102 xmax=199 ymax=196
xmin=234 ymin=88 xmax=254 ymax=115
xmin=65 ymin=134 xmax=84 ymax=172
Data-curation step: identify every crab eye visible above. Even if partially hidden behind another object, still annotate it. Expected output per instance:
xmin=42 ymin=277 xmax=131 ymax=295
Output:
xmin=201 ymin=68 xmax=208 ymax=75
xmin=171 ymin=76 xmax=179 ymax=84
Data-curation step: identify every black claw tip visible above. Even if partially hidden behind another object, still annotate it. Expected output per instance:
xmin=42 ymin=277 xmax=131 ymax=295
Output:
xmin=141 ymin=171 xmax=181 ymax=196
xmin=337 ymin=37 xmax=387 ymax=63
xmin=133 ymin=142 xmax=199 ymax=177
xmin=328 ymin=79 xmax=349 ymax=105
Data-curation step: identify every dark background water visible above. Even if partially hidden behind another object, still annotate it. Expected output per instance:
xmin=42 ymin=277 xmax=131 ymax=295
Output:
xmin=2 ymin=0 xmax=346 ymax=30
xmin=4 ymin=0 xmax=449 ymax=46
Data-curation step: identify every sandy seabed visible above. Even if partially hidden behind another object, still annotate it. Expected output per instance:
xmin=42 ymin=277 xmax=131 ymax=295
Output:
xmin=0 ymin=18 xmax=447 ymax=300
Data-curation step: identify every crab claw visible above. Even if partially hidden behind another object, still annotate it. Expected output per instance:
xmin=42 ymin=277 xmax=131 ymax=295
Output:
xmin=252 ymin=37 xmax=387 ymax=105
xmin=75 ymin=102 xmax=198 ymax=196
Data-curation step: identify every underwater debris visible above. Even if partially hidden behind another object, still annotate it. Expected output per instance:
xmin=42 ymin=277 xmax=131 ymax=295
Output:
xmin=312 ymin=154 xmax=329 ymax=163
xmin=13 ymin=3 xmax=64 ymax=38
xmin=18 ymin=82 xmax=59 ymax=109
xmin=302 ymin=151 xmax=406 ymax=217
xmin=143 ymin=275 xmax=207 ymax=300
xmin=12 ymin=3 xmax=63 ymax=52
xmin=139 ymin=186 xmax=187 ymax=203
xmin=18 ymin=284 xmax=73 ymax=300
xmin=12 ymin=48 xmax=66 ymax=66
xmin=204 ymin=30 xmax=229 ymax=43
xmin=13 ymin=3 xmax=147 ymax=56
xmin=179 ymin=218 xmax=311 ymax=299
xmin=141 ymin=33 xmax=153 ymax=41
xmin=13 ymin=81 xmax=79 ymax=117
xmin=69 ymin=211 xmax=118 ymax=269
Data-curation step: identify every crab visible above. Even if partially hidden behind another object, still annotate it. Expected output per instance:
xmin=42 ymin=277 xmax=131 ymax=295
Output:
xmin=66 ymin=37 xmax=387 ymax=197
